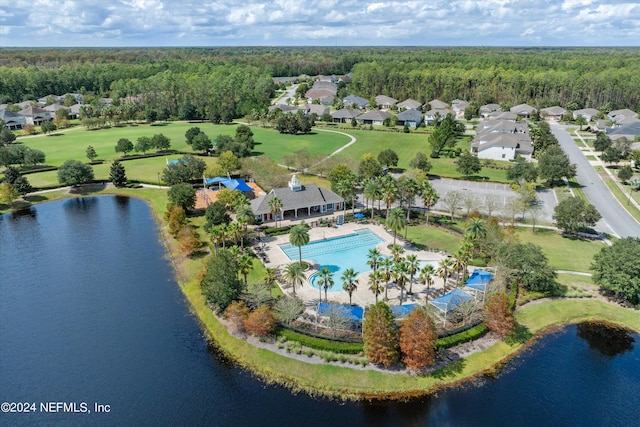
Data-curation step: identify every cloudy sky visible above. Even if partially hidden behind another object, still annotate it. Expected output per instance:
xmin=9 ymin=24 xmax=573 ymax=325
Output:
xmin=1 ymin=0 xmax=639 ymax=47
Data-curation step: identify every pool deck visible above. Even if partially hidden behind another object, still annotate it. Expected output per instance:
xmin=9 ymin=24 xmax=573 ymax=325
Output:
xmin=256 ymin=222 xmax=452 ymax=310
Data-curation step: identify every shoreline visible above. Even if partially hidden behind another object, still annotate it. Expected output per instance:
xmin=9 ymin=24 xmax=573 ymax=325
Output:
xmin=6 ymin=190 xmax=640 ymax=401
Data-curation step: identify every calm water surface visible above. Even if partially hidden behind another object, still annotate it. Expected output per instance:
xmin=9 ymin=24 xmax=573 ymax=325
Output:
xmin=1 ymin=196 xmax=639 ymax=426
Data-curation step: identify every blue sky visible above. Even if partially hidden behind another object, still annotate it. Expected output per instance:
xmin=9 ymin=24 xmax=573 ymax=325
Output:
xmin=1 ymin=0 xmax=639 ymax=47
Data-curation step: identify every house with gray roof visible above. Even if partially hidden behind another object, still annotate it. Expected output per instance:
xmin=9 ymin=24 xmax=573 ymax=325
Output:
xmin=356 ymin=110 xmax=391 ymax=126
xmin=0 ymin=109 xmax=26 ymax=130
xmin=479 ymin=103 xmax=501 ymax=118
xmin=396 ymin=109 xmax=422 ymax=128
xmin=424 ymin=109 xmax=452 ymax=125
xmin=426 ymin=99 xmax=449 ymax=110
xmin=331 ymin=109 xmax=361 ymax=123
xmin=343 ymin=94 xmax=369 ymax=109
xmin=18 ymin=106 xmax=52 ymax=126
xmin=471 ymin=133 xmax=533 ymax=161
xmin=540 ymin=106 xmax=567 ymax=121
xmin=375 ymin=95 xmax=398 ymax=109
xmin=487 ymin=111 xmax=518 ymax=122
xmin=608 ymin=109 xmax=638 ymax=125
xmin=451 ymin=99 xmax=469 ymax=117
xmin=307 ymin=104 xmax=329 ymax=117
xmin=250 ymin=175 xmax=344 ymax=223
xmin=397 ymin=99 xmax=422 ymax=110
xmin=510 ymin=103 xmax=537 ymax=118
xmin=606 ymin=121 xmax=640 ymax=141
xmin=573 ymin=108 xmax=599 ymax=122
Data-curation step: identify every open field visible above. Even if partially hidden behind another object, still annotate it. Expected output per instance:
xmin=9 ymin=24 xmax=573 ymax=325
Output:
xmin=516 ymin=228 xmax=604 ymax=272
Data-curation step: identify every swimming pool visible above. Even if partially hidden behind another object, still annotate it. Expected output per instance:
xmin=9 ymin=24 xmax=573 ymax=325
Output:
xmin=278 ymin=229 xmax=384 ymax=292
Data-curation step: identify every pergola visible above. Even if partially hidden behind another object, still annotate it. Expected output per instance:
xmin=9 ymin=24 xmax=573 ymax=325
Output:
xmin=429 ymin=288 xmax=474 ymax=326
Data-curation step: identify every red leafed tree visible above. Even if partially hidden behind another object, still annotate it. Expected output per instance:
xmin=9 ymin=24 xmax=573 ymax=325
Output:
xmin=244 ymin=306 xmax=276 ymax=337
xmin=363 ymin=301 xmax=399 ymax=368
xmin=484 ymin=292 xmax=515 ymax=337
xmin=223 ymin=300 xmax=250 ymax=334
xmin=399 ymin=307 xmax=437 ymax=371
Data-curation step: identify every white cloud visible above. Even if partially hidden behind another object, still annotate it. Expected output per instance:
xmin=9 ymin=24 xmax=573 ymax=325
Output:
xmin=1 ymin=0 xmax=639 ymax=46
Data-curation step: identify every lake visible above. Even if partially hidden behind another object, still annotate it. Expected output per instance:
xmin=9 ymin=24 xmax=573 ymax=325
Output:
xmin=1 ymin=196 xmax=638 ymax=426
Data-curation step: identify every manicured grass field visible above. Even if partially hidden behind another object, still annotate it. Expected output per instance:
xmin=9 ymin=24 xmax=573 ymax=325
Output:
xmin=405 ymin=223 xmax=463 ymax=254
xmin=515 ymin=228 xmax=605 ymax=272
xmin=603 ymin=178 xmax=640 ymax=222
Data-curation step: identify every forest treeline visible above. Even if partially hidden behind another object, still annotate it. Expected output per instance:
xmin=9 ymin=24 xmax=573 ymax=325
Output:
xmin=2 ymin=47 xmax=640 ymax=116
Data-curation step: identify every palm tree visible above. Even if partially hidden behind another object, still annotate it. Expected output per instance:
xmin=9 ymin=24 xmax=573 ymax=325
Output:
xmin=227 ymin=222 xmax=241 ymax=246
xmin=380 ymin=175 xmax=398 ymax=221
xmin=392 ymin=259 xmax=409 ymax=304
xmin=367 ymin=270 xmax=383 ymax=303
xmin=398 ymin=177 xmax=418 ymax=221
xmin=465 ymin=218 xmax=487 ymax=241
xmin=364 ymin=179 xmax=382 ymax=219
xmin=419 ymin=181 xmax=439 ymax=225
xmin=209 ymin=224 xmax=225 ymax=255
xmin=390 ymin=244 xmax=405 ymax=263
xmin=380 ymin=256 xmax=393 ymax=301
xmin=419 ymin=264 xmax=435 ymax=301
xmin=334 ymin=179 xmax=351 ymax=218
xmin=264 ymin=267 xmax=277 ymax=290
xmin=289 ymin=222 xmax=309 ymax=266
xmin=283 ymin=262 xmax=305 ymax=296
xmin=341 ymin=268 xmax=359 ymax=306
xmin=235 ymin=205 xmax=254 ymax=249
xmin=268 ymin=196 xmax=283 ymax=227
xmin=367 ymin=248 xmax=381 ymax=274
xmin=386 ymin=207 xmax=406 ymax=246
xmin=438 ymin=258 xmax=454 ymax=292
xmin=316 ymin=267 xmax=334 ymax=302
xmin=406 ymin=254 xmax=419 ymax=295
xmin=237 ymin=252 xmax=253 ymax=285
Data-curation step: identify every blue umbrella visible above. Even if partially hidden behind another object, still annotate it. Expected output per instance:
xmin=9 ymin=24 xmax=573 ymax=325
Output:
xmin=354 ymin=213 xmax=365 ymax=218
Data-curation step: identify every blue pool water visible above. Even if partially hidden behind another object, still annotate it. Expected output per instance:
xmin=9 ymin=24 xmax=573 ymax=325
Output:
xmin=279 ymin=229 xmax=384 ymax=292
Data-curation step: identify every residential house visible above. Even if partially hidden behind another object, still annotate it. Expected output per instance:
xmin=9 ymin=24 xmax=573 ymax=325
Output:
xmin=17 ymin=106 xmax=52 ymax=126
xmin=15 ymin=100 xmax=35 ymax=110
xmin=471 ymin=133 xmax=533 ymax=161
xmin=318 ymin=75 xmax=338 ymax=84
xmin=307 ymin=104 xmax=329 ymax=118
xmin=471 ymin=118 xmax=533 ymax=161
xmin=68 ymin=104 xmax=81 ymax=120
xmin=424 ymin=108 xmax=452 ymax=125
xmin=451 ymin=99 xmax=469 ymax=118
xmin=540 ymin=106 xmax=567 ymax=121
xmin=306 ymin=81 xmax=337 ymax=104
xmin=268 ymin=104 xmax=299 ymax=114
xmin=343 ymin=94 xmax=369 ymax=109
xmin=356 ymin=110 xmax=391 ymax=126
xmin=375 ymin=95 xmax=398 ymax=110
xmin=37 ymin=94 xmax=61 ymax=106
xmin=426 ymin=99 xmax=449 ymax=110
xmin=573 ymin=108 xmax=599 ymax=122
xmin=250 ymin=174 xmax=344 ymax=223
xmin=487 ymin=111 xmax=517 ymax=122
xmin=396 ymin=109 xmax=422 ymax=128
xmin=510 ymin=103 xmax=537 ymax=118
xmin=331 ymin=109 xmax=361 ymax=123
xmin=479 ymin=103 xmax=501 ymax=118
xmin=606 ymin=121 xmax=640 ymax=141
xmin=593 ymin=120 xmax=610 ymax=132
xmin=608 ymin=109 xmax=639 ymax=125
xmin=396 ymin=99 xmax=422 ymax=111
xmin=0 ymin=109 xmax=26 ymax=130
xmin=44 ymin=104 xmax=70 ymax=117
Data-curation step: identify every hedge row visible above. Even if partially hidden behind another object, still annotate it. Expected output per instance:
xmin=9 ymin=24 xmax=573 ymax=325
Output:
xmin=275 ymin=328 xmax=364 ymax=354
xmin=436 ymin=324 xmax=489 ymax=350
xmin=264 ymin=225 xmax=293 ymax=236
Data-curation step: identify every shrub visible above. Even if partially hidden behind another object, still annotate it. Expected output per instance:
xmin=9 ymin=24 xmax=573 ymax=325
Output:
xmin=223 ymin=301 xmax=250 ymax=334
xmin=244 ymin=306 xmax=276 ymax=337
xmin=436 ymin=324 xmax=489 ymax=350
xmin=275 ymin=327 xmax=363 ymax=354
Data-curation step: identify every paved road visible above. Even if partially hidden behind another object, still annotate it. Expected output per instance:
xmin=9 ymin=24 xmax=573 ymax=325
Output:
xmin=551 ymin=124 xmax=639 ymax=238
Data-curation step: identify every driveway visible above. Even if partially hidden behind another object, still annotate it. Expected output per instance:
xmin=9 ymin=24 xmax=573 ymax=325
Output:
xmin=551 ymin=124 xmax=639 ymax=238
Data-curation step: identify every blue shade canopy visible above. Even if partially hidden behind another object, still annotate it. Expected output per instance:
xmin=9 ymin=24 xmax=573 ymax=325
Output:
xmin=465 ymin=270 xmax=493 ymax=292
xmin=390 ymin=303 xmax=419 ymax=319
xmin=354 ymin=213 xmax=365 ymax=218
xmin=203 ymin=177 xmax=253 ymax=192
xmin=429 ymin=288 xmax=473 ymax=313
xmin=317 ymin=302 xmax=363 ymax=321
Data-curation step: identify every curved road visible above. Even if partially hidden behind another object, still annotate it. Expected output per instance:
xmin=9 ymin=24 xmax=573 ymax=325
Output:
xmin=551 ymin=124 xmax=639 ymax=238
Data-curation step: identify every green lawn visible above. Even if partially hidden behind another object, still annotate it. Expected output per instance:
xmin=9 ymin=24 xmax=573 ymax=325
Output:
xmin=405 ymin=223 xmax=463 ymax=254
xmin=516 ymin=228 xmax=605 ymax=272
xmin=603 ymin=178 xmax=640 ymax=223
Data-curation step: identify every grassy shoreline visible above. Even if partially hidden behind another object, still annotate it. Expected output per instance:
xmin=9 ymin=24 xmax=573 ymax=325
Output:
xmin=5 ymin=188 xmax=640 ymax=400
